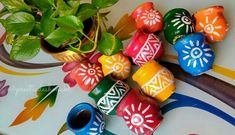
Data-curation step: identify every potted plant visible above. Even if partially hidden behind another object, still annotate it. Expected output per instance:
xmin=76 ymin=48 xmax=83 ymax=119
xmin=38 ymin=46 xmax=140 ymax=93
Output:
xmin=0 ymin=0 xmax=135 ymax=63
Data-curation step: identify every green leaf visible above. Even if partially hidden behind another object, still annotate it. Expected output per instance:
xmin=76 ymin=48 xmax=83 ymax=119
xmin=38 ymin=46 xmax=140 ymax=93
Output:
xmin=54 ymin=15 xmax=84 ymax=33
xmin=76 ymin=3 xmax=98 ymax=21
xmin=31 ymin=0 xmax=54 ymax=12
xmin=57 ymin=122 xmax=68 ymax=135
xmin=10 ymin=36 xmax=40 ymax=61
xmin=30 ymin=22 xmax=41 ymax=36
xmin=37 ymin=85 xmax=59 ymax=106
xmin=41 ymin=10 xmax=56 ymax=37
xmin=0 ymin=0 xmax=31 ymax=12
xmin=45 ymin=28 xmax=76 ymax=48
xmin=92 ymin=0 xmax=118 ymax=9
xmin=98 ymin=32 xmax=123 ymax=56
xmin=53 ymin=0 xmax=79 ymax=17
xmin=5 ymin=12 xmax=35 ymax=35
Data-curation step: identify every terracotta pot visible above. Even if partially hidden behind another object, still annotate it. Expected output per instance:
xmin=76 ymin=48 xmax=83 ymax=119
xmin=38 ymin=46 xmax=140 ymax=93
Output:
xmin=124 ymin=31 xmax=164 ymax=66
xmin=98 ymin=53 xmax=131 ymax=80
xmin=193 ymin=6 xmax=229 ymax=43
xmin=40 ymin=18 xmax=96 ymax=63
xmin=132 ymin=2 xmax=163 ymax=33
xmin=164 ymin=8 xmax=195 ymax=44
xmin=132 ymin=60 xmax=176 ymax=102
xmin=70 ymin=60 xmax=104 ymax=92
xmin=67 ymin=103 xmax=105 ymax=135
xmin=88 ymin=76 xmax=130 ymax=115
xmin=116 ymin=89 xmax=163 ymax=135
xmin=174 ymin=33 xmax=215 ymax=76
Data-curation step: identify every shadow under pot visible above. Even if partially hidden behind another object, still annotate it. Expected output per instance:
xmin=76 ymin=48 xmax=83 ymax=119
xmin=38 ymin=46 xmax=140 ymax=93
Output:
xmin=67 ymin=103 xmax=105 ymax=135
xmin=40 ymin=18 xmax=96 ymax=63
xmin=88 ymin=76 xmax=130 ymax=115
xmin=124 ymin=31 xmax=164 ymax=66
xmin=133 ymin=60 xmax=176 ymax=102
xmin=116 ymin=89 xmax=163 ymax=135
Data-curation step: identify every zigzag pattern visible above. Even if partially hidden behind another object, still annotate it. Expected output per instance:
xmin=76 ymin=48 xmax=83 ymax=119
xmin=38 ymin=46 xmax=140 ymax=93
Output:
xmin=142 ymin=68 xmax=174 ymax=97
xmin=134 ymin=34 xmax=161 ymax=66
xmin=97 ymin=81 xmax=129 ymax=114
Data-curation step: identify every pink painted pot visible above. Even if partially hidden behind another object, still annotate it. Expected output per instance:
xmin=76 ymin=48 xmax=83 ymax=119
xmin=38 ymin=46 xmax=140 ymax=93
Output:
xmin=124 ymin=31 xmax=164 ymax=66
xmin=116 ymin=89 xmax=163 ymax=135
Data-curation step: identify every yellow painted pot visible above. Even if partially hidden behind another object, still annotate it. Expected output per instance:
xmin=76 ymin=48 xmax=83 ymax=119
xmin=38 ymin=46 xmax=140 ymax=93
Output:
xmin=132 ymin=60 xmax=176 ymax=102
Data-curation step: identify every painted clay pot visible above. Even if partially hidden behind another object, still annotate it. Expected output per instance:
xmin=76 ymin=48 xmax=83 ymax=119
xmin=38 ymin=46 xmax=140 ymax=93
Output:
xmin=98 ymin=53 xmax=131 ymax=80
xmin=193 ymin=6 xmax=229 ymax=43
xmin=133 ymin=60 xmax=175 ymax=102
xmin=164 ymin=8 xmax=195 ymax=44
xmin=70 ymin=61 xmax=104 ymax=92
xmin=132 ymin=2 xmax=163 ymax=33
xmin=67 ymin=103 xmax=105 ymax=135
xmin=116 ymin=89 xmax=163 ymax=135
xmin=88 ymin=76 xmax=130 ymax=115
xmin=41 ymin=18 xmax=95 ymax=63
xmin=124 ymin=31 xmax=164 ymax=66
xmin=174 ymin=33 xmax=215 ymax=76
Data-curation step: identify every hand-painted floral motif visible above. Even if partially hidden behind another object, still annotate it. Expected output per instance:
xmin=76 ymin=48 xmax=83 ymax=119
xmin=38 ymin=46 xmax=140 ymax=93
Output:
xmin=0 ymin=80 xmax=9 ymax=97
xmin=164 ymin=8 xmax=195 ymax=44
xmin=174 ymin=33 xmax=215 ymax=76
xmin=98 ymin=53 xmax=131 ymax=80
xmin=117 ymin=89 xmax=163 ymax=135
xmin=70 ymin=61 xmax=104 ymax=92
xmin=194 ymin=6 xmax=229 ymax=43
xmin=132 ymin=2 xmax=163 ymax=33
xmin=133 ymin=60 xmax=176 ymax=102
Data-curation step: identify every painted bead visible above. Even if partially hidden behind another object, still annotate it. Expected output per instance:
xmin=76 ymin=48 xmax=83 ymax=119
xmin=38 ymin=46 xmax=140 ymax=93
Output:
xmin=174 ymin=33 xmax=215 ymax=76
xmin=116 ymin=89 xmax=163 ymax=135
xmin=88 ymin=76 xmax=130 ymax=115
xmin=132 ymin=2 xmax=163 ymax=33
xmin=194 ymin=6 xmax=229 ymax=43
xmin=124 ymin=31 xmax=164 ymax=66
xmin=133 ymin=60 xmax=176 ymax=102
xmin=98 ymin=53 xmax=131 ymax=80
xmin=164 ymin=8 xmax=195 ymax=44
xmin=70 ymin=61 xmax=104 ymax=92
xmin=67 ymin=103 xmax=105 ymax=135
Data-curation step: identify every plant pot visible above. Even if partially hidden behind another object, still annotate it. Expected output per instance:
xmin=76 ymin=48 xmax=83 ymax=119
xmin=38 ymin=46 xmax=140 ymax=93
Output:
xmin=124 ymin=31 xmax=164 ymax=66
xmin=132 ymin=2 xmax=163 ymax=33
xmin=88 ymin=76 xmax=130 ymax=115
xmin=164 ymin=8 xmax=195 ymax=44
xmin=193 ymin=6 xmax=229 ymax=43
xmin=70 ymin=60 xmax=104 ymax=92
xmin=132 ymin=60 xmax=175 ymax=102
xmin=98 ymin=53 xmax=131 ymax=80
xmin=40 ymin=18 xmax=96 ymax=63
xmin=174 ymin=33 xmax=215 ymax=76
xmin=116 ymin=89 xmax=163 ymax=135
xmin=67 ymin=103 xmax=105 ymax=135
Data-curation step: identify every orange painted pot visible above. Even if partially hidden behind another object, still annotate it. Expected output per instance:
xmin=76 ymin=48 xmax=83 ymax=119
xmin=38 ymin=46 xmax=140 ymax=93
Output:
xmin=132 ymin=60 xmax=176 ymax=102
xmin=194 ymin=6 xmax=229 ymax=43
xmin=98 ymin=53 xmax=131 ymax=80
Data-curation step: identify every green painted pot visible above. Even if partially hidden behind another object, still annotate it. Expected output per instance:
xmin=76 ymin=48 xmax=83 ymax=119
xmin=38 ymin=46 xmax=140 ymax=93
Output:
xmin=164 ymin=8 xmax=195 ymax=44
xmin=88 ymin=76 xmax=130 ymax=115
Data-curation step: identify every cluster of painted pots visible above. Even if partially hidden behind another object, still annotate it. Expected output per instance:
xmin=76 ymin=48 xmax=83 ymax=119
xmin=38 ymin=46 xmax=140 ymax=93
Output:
xmin=66 ymin=2 xmax=228 ymax=135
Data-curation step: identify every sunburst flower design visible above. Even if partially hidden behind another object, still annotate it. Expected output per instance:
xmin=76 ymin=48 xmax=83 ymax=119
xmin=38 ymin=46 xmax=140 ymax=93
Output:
xmin=76 ymin=63 xmax=103 ymax=86
xmin=100 ymin=53 xmax=131 ymax=80
xmin=181 ymin=40 xmax=214 ymax=68
xmin=140 ymin=9 xmax=161 ymax=26
xmin=171 ymin=12 xmax=194 ymax=33
xmin=123 ymin=103 xmax=155 ymax=134
xmin=198 ymin=16 xmax=223 ymax=41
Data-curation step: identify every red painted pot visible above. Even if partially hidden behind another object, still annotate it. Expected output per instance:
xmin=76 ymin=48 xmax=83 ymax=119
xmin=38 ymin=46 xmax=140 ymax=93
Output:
xmin=70 ymin=61 xmax=104 ymax=92
xmin=117 ymin=89 xmax=163 ymax=135
xmin=124 ymin=31 xmax=164 ymax=66
xmin=132 ymin=2 xmax=163 ymax=33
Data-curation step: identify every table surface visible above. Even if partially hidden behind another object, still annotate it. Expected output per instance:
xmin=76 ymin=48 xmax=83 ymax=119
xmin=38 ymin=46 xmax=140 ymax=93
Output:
xmin=0 ymin=0 xmax=235 ymax=135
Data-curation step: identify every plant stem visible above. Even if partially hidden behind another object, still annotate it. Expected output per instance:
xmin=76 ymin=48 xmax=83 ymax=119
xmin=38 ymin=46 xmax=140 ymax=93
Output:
xmin=78 ymin=30 xmax=95 ymax=44
xmin=101 ymin=17 xmax=108 ymax=32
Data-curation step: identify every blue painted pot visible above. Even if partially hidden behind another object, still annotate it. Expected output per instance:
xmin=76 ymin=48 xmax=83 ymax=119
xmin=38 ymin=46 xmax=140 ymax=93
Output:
xmin=67 ymin=103 xmax=105 ymax=135
xmin=174 ymin=33 xmax=215 ymax=76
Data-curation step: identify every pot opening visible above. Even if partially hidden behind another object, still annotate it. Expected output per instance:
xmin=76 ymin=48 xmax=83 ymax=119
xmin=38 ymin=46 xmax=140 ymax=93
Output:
xmin=41 ymin=18 xmax=94 ymax=53
xmin=69 ymin=109 xmax=91 ymax=130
